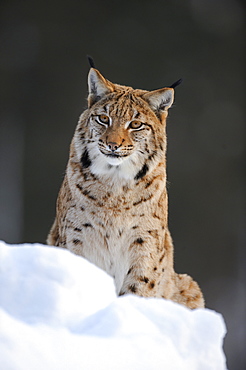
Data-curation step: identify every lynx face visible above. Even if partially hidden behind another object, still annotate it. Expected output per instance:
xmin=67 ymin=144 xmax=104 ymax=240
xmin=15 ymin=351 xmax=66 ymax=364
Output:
xmin=90 ymin=107 xmax=151 ymax=166
xmin=75 ymin=69 xmax=174 ymax=181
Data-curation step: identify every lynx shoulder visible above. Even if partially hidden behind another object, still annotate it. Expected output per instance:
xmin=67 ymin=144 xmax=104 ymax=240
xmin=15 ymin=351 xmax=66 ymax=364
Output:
xmin=47 ymin=65 xmax=204 ymax=309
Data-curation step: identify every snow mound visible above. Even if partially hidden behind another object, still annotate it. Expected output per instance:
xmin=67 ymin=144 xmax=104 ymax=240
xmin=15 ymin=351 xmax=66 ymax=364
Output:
xmin=0 ymin=241 xmax=227 ymax=370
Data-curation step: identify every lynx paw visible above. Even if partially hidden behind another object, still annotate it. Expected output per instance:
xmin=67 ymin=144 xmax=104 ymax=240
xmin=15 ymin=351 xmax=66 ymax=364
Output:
xmin=172 ymin=273 xmax=205 ymax=309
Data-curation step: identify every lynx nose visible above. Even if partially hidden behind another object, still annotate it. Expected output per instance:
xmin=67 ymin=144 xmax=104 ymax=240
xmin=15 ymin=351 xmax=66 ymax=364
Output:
xmin=107 ymin=142 xmax=119 ymax=152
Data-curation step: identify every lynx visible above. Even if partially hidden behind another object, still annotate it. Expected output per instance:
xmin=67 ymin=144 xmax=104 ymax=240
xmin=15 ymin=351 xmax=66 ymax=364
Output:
xmin=47 ymin=62 xmax=204 ymax=309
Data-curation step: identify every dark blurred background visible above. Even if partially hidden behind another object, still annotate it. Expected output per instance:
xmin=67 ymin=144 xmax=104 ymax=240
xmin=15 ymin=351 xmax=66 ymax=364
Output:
xmin=0 ymin=0 xmax=245 ymax=368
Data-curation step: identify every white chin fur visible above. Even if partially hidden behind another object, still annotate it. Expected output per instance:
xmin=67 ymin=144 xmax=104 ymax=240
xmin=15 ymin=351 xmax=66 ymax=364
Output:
xmin=105 ymin=156 xmax=125 ymax=166
xmin=88 ymin=143 xmax=145 ymax=181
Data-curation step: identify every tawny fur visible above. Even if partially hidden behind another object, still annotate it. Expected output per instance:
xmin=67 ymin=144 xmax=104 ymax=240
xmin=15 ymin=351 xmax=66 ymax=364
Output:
xmin=47 ymin=67 xmax=204 ymax=309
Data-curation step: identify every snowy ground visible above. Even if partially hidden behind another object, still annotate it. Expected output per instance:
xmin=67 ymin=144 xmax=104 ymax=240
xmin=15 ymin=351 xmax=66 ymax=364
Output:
xmin=0 ymin=241 xmax=227 ymax=370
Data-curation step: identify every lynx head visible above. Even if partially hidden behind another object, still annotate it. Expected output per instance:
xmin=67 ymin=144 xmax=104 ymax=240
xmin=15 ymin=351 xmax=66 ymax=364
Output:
xmin=74 ymin=68 xmax=175 ymax=182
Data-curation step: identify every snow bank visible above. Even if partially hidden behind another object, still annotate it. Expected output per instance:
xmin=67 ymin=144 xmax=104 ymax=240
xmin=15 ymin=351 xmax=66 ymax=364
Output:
xmin=0 ymin=241 xmax=227 ymax=370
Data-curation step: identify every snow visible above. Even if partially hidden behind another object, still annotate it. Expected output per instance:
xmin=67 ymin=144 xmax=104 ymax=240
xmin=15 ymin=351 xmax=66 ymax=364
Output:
xmin=0 ymin=241 xmax=227 ymax=370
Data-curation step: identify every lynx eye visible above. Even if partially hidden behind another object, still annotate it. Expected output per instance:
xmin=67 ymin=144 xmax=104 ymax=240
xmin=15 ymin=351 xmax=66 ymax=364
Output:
xmin=98 ymin=114 xmax=110 ymax=125
xmin=129 ymin=120 xmax=143 ymax=130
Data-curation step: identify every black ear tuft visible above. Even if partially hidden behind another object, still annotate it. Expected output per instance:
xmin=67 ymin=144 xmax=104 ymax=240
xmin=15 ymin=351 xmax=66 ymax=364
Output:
xmin=87 ymin=55 xmax=96 ymax=68
xmin=169 ymin=78 xmax=183 ymax=89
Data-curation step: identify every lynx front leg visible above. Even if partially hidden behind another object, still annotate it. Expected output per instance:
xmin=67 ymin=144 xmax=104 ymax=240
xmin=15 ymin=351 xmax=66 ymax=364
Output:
xmin=118 ymin=235 xmax=175 ymax=299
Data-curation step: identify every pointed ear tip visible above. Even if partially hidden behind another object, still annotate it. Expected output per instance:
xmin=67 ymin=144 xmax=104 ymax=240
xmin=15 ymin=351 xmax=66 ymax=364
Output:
xmin=88 ymin=67 xmax=99 ymax=78
xmin=165 ymin=87 xmax=174 ymax=96
xmin=162 ymin=87 xmax=174 ymax=93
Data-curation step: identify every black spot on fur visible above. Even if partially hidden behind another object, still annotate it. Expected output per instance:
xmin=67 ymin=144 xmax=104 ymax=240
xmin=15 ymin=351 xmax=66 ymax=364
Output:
xmin=83 ymin=172 xmax=89 ymax=181
xmin=133 ymin=199 xmax=142 ymax=206
xmin=74 ymin=227 xmax=82 ymax=232
xmin=148 ymin=150 xmax=157 ymax=161
xmin=159 ymin=253 xmax=165 ymax=263
xmin=73 ymin=239 xmax=81 ymax=245
xmin=140 ymin=276 xmax=149 ymax=283
xmin=133 ymin=193 xmax=154 ymax=206
xmin=135 ymin=238 xmax=144 ymax=245
xmin=127 ymin=268 xmax=133 ymax=275
xmin=83 ymin=223 xmax=93 ymax=228
xmin=82 ymin=190 xmax=96 ymax=201
xmin=129 ymin=284 xmax=137 ymax=293
xmin=149 ymin=281 xmax=155 ymax=289
xmin=145 ymin=181 xmax=152 ymax=189
xmin=134 ymin=163 xmax=149 ymax=180
xmin=81 ymin=149 xmax=91 ymax=168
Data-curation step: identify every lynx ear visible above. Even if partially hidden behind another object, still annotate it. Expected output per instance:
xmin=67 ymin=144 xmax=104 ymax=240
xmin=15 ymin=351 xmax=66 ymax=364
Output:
xmin=143 ymin=88 xmax=174 ymax=113
xmin=88 ymin=68 xmax=114 ymax=107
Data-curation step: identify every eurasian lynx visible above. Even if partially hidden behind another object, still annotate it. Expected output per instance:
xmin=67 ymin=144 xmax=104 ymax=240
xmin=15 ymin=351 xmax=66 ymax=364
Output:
xmin=47 ymin=63 xmax=204 ymax=309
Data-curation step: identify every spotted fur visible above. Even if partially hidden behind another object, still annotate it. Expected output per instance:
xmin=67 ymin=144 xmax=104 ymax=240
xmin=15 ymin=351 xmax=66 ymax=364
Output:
xmin=47 ymin=67 xmax=204 ymax=309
